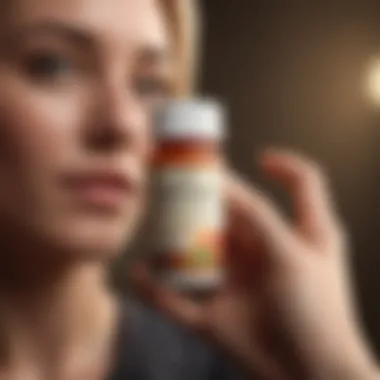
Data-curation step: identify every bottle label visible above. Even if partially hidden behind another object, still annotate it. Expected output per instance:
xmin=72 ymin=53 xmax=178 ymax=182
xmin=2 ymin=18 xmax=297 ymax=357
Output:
xmin=151 ymin=165 xmax=224 ymax=277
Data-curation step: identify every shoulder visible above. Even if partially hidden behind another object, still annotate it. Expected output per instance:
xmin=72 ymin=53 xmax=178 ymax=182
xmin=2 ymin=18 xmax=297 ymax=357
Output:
xmin=110 ymin=297 xmax=239 ymax=380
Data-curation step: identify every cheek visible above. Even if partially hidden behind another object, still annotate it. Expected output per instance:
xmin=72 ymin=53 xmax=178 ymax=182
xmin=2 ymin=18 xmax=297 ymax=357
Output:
xmin=0 ymin=78 xmax=88 ymax=231
xmin=0 ymin=84 xmax=84 ymax=184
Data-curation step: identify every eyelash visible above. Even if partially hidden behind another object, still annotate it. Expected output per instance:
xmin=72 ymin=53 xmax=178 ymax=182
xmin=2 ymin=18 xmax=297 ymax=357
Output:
xmin=24 ymin=51 xmax=74 ymax=80
xmin=20 ymin=48 xmax=171 ymax=99
xmin=134 ymin=76 xmax=170 ymax=99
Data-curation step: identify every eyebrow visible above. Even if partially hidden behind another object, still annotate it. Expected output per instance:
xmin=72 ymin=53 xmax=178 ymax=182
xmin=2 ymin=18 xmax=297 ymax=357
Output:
xmin=138 ymin=46 xmax=171 ymax=67
xmin=4 ymin=20 xmax=171 ymax=64
xmin=6 ymin=20 xmax=95 ymax=49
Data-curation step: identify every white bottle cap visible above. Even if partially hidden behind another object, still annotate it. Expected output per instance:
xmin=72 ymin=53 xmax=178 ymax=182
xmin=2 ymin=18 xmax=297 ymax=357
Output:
xmin=154 ymin=98 xmax=225 ymax=141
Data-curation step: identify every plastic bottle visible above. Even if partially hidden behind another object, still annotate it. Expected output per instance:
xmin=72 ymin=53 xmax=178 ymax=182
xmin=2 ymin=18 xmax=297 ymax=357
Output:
xmin=151 ymin=98 xmax=225 ymax=291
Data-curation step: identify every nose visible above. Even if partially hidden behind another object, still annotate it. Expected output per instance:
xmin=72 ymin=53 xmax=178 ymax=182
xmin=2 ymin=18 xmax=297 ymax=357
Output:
xmin=83 ymin=82 xmax=149 ymax=155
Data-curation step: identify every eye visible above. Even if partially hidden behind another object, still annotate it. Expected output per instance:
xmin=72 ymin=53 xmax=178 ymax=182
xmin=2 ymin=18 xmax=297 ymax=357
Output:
xmin=134 ymin=76 xmax=170 ymax=99
xmin=24 ymin=52 xmax=74 ymax=79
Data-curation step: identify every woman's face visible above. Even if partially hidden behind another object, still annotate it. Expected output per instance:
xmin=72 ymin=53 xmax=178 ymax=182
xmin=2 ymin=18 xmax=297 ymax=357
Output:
xmin=0 ymin=0 xmax=171 ymax=260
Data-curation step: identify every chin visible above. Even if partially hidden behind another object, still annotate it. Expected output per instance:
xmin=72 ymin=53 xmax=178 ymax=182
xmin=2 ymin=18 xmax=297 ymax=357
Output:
xmin=43 ymin=213 xmax=140 ymax=262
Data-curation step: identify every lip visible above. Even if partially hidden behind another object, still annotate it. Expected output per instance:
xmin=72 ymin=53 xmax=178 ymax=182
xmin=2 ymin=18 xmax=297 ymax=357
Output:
xmin=63 ymin=169 xmax=137 ymax=211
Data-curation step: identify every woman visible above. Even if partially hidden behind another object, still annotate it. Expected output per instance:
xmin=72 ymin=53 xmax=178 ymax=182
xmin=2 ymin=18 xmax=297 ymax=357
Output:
xmin=0 ymin=0 xmax=377 ymax=379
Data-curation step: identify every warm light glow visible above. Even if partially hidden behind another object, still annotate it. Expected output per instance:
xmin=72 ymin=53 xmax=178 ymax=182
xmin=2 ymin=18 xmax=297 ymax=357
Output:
xmin=367 ymin=58 xmax=380 ymax=105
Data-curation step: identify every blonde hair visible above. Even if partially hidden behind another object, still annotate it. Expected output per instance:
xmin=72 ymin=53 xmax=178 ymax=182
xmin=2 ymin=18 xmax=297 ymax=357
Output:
xmin=160 ymin=0 xmax=201 ymax=96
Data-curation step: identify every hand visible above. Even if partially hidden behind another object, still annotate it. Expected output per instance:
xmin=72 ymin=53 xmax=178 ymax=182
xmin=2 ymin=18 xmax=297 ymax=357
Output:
xmin=132 ymin=150 xmax=379 ymax=380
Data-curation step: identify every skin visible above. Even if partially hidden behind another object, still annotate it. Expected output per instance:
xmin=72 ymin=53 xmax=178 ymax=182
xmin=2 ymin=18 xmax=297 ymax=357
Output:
xmin=135 ymin=153 xmax=380 ymax=380
xmin=0 ymin=1 xmax=378 ymax=380
xmin=0 ymin=0 xmax=170 ymax=379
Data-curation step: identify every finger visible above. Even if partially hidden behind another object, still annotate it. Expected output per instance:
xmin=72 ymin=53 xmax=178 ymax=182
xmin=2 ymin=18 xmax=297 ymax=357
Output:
xmin=260 ymin=149 xmax=339 ymax=243
xmin=224 ymin=208 xmax=266 ymax=288
xmin=130 ymin=263 xmax=206 ymax=331
xmin=225 ymin=171 xmax=298 ymax=262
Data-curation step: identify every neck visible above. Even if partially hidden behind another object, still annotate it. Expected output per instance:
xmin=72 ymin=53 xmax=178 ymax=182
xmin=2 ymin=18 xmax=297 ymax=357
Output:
xmin=0 ymin=250 xmax=118 ymax=380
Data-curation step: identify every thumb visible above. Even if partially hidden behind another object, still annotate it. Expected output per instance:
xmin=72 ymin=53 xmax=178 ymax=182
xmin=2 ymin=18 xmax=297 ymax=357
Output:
xmin=130 ymin=263 xmax=206 ymax=331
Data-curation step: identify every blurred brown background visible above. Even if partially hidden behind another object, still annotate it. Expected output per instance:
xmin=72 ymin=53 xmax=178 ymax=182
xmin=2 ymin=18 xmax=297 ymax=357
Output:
xmin=200 ymin=0 xmax=380 ymax=356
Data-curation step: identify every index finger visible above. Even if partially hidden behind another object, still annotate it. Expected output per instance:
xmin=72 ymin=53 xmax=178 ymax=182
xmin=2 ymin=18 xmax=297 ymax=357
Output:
xmin=260 ymin=150 xmax=340 ymax=243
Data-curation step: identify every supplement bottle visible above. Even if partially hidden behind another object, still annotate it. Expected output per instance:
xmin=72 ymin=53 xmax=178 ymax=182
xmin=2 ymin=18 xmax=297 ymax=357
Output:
xmin=151 ymin=99 xmax=225 ymax=291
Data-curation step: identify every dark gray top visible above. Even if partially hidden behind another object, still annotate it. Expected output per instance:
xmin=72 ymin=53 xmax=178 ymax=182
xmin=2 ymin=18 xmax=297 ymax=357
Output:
xmin=108 ymin=299 xmax=240 ymax=380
